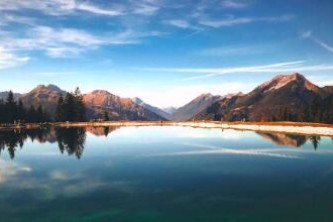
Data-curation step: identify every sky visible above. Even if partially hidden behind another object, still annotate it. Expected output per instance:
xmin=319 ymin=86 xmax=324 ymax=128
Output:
xmin=0 ymin=0 xmax=333 ymax=108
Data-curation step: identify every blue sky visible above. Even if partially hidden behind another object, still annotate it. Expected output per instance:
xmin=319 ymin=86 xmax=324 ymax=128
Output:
xmin=0 ymin=0 xmax=333 ymax=107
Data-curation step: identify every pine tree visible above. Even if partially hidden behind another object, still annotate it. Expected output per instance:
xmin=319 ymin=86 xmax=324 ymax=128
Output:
xmin=37 ymin=105 xmax=44 ymax=122
xmin=28 ymin=105 xmax=37 ymax=123
xmin=17 ymin=100 xmax=26 ymax=121
xmin=5 ymin=90 xmax=17 ymax=123
xmin=103 ymin=110 xmax=109 ymax=121
xmin=55 ymin=96 xmax=65 ymax=122
xmin=55 ymin=88 xmax=86 ymax=122
xmin=73 ymin=87 xmax=85 ymax=122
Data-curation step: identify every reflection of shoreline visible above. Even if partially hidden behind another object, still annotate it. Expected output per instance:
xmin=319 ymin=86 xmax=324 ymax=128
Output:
xmin=86 ymin=126 xmax=120 ymax=137
xmin=257 ymin=132 xmax=307 ymax=148
xmin=1 ymin=121 xmax=333 ymax=136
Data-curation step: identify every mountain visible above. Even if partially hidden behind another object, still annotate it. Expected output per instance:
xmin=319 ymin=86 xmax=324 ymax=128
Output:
xmin=20 ymin=84 xmax=66 ymax=115
xmin=196 ymin=73 xmax=333 ymax=122
xmin=170 ymin=93 xmax=222 ymax=121
xmin=194 ymin=93 xmax=243 ymax=121
xmin=163 ymin=106 xmax=177 ymax=115
xmin=0 ymin=91 xmax=22 ymax=101
xmin=83 ymin=90 xmax=165 ymax=121
xmin=132 ymin=97 xmax=171 ymax=120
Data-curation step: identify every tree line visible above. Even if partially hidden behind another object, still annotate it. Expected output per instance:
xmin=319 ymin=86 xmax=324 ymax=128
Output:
xmin=272 ymin=98 xmax=333 ymax=124
xmin=0 ymin=87 xmax=86 ymax=124
xmin=0 ymin=91 xmax=50 ymax=124
xmin=0 ymin=127 xmax=86 ymax=159
xmin=55 ymin=87 xmax=86 ymax=122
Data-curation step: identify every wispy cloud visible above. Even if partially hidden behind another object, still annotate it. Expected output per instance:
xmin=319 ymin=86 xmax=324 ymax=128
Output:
xmin=301 ymin=30 xmax=333 ymax=54
xmin=164 ymin=19 xmax=192 ymax=29
xmin=147 ymin=144 xmax=302 ymax=159
xmin=0 ymin=46 xmax=30 ymax=70
xmin=0 ymin=26 xmax=162 ymax=59
xmin=76 ymin=3 xmax=125 ymax=16
xmin=132 ymin=3 xmax=160 ymax=15
xmin=0 ymin=14 xmax=36 ymax=26
xmin=314 ymin=39 xmax=333 ymax=53
xmin=142 ymin=61 xmax=333 ymax=80
xmin=164 ymin=19 xmax=203 ymax=31
xmin=197 ymin=45 xmax=267 ymax=56
xmin=199 ymin=15 xmax=295 ymax=28
xmin=0 ymin=0 xmax=124 ymax=16
xmin=221 ymin=0 xmax=251 ymax=9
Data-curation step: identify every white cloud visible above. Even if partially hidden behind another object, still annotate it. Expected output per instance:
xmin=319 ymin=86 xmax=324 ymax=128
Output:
xmin=142 ymin=61 xmax=333 ymax=80
xmin=164 ymin=19 xmax=203 ymax=31
xmin=0 ymin=0 xmax=124 ymax=16
xmin=0 ymin=46 xmax=30 ymax=70
xmin=199 ymin=15 xmax=295 ymax=28
xmin=0 ymin=26 xmax=160 ymax=59
xmin=200 ymin=17 xmax=253 ymax=27
xmin=301 ymin=30 xmax=333 ymax=54
xmin=133 ymin=3 xmax=160 ymax=15
xmin=221 ymin=0 xmax=251 ymax=9
xmin=77 ymin=3 xmax=124 ymax=16
xmin=165 ymin=19 xmax=191 ymax=28
xmin=197 ymin=45 xmax=264 ymax=56
xmin=0 ymin=14 xmax=36 ymax=26
xmin=314 ymin=39 xmax=333 ymax=54
xmin=301 ymin=30 xmax=312 ymax=39
xmin=148 ymin=143 xmax=302 ymax=159
xmin=0 ymin=159 xmax=32 ymax=184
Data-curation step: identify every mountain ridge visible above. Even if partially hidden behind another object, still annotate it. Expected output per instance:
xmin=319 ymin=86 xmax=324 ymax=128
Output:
xmin=1 ymin=73 xmax=332 ymax=123
xmin=195 ymin=73 xmax=333 ymax=122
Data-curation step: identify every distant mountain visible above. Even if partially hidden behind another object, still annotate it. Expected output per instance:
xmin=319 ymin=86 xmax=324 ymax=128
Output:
xmin=163 ymin=106 xmax=177 ymax=115
xmin=20 ymin=84 xmax=66 ymax=115
xmin=194 ymin=93 xmax=243 ymax=121
xmin=170 ymin=93 xmax=222 ymax=121
xmin=83 ymin=90 xmax=165 ymax=121
xmin=195 ymin=73 xmax=333 ymax=122
xmin=132 ymin=97 xmax=171 ymax=120
xmin=0 ymin=91 xmax=22 ymax=101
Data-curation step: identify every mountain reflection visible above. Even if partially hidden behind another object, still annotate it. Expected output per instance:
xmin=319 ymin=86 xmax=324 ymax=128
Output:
xmin=0 ymin=127 xmax=119 ymax=159
xmin=257 ymin=132 xmax=325 ymax=150
xmin=0 ymin=127 xmax=330 ymax=159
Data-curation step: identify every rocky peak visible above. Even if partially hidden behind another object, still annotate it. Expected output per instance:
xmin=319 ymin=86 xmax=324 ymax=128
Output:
xmin=132 ymin=97 xmax=144 ymax=105
xmin=90 ymin=90 xmax=112 ymax=96
xmin=259 ymin=73 xmax=319 ymax=93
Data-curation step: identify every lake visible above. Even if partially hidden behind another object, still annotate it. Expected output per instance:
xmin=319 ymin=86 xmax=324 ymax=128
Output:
xmin=0 ymin=126 xmax=332 ymax=222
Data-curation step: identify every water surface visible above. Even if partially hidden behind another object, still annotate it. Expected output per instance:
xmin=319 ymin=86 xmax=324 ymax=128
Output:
xmin=0 ymin=126 xmax=332 ymax=222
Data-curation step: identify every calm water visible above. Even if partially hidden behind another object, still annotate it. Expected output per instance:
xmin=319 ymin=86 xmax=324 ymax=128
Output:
xmin=0 ymin=126 xmax=333 ymax=222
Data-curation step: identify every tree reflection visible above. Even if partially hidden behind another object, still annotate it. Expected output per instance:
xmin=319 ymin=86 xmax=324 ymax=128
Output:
xmin=104 ymin=127 xmax=110 ymax=137
xmin=56 ymin=128 xmax=86 ymax=159
xmin=0 ymin=127 xmax=124 ymax=159
xmin=0 ymin=129 xmax=50 ymax=159
xmin=310 ymin=136 xmax=321 ymax=151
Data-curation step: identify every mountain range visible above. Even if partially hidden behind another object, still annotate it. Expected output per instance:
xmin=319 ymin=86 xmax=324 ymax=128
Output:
xmin=1 ymin=73 xmax=332 ymax=122
xmin=195 ymin=73 xmax=333 ymax=122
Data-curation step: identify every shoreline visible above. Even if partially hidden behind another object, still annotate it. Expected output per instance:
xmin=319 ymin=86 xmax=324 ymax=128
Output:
xmin=1 ymin=121 xmax=333 ymax=136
